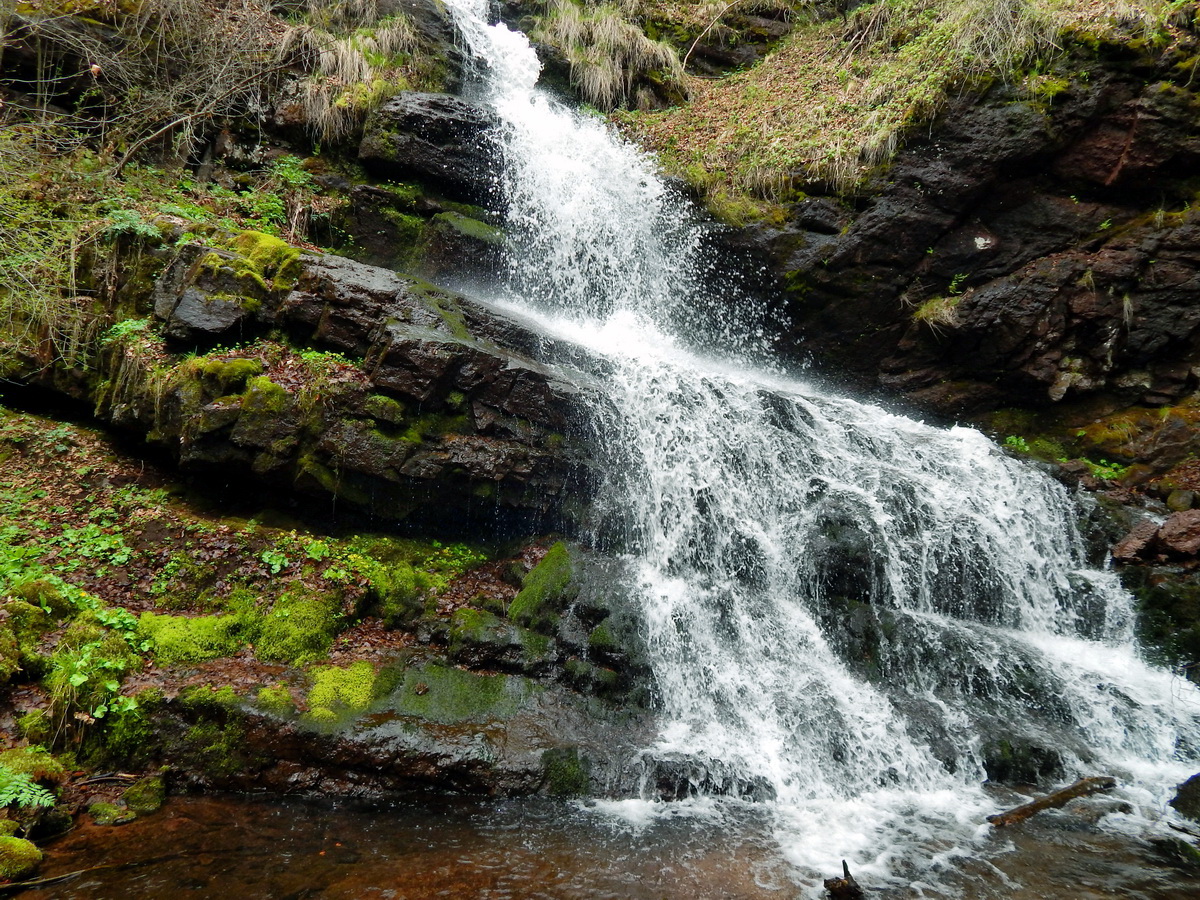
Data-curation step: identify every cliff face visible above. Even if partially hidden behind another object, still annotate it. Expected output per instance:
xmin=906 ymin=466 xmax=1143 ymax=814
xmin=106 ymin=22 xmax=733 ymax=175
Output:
xmin=743 ymin=39 xmax=1200 ymax=421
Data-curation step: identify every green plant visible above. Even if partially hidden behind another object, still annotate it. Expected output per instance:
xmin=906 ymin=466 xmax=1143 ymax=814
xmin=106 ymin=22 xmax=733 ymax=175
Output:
xmin=1004 ymin=435 xmax=1031 ymax=453
xmin=99 ymin=209 xmax=161 ymax=242
xmin=0 ymin=766 xmax=55 ymax=810
xmin=260 ymin=548 xmax=290 ymax=575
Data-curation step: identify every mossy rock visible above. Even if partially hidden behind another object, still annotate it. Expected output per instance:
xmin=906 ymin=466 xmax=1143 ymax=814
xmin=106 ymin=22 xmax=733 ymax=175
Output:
xmin=120 ymin=773 xmax=166 ymax=815
xmin=302 ymin=661 xmax=386 ymax=728
xmin=387 ymin=665 xmax=537 ymax=725
xmin=257 ymin=591 xmax=341 ymax=666
xmin=88 ymin=800 xmax=136 ymax=826
xmin=540 ymin=747 xmax=591 ymax=797
xmin=448 ymin=607 xmax=553 ymax=672
xmin=0 ymin=835 xmax=42 ymax=879
xmin=0 ymin=747 xmax=65 ymax=785
xmin=255 ymin=684 xmax=296 ymax=716
xmin=508 ymin=543 xmax=577 ymax=634
xmin=139 ymin=612 xmax=250 ymax=665
xmin=981 ymin=738 xmax=1064 ymax=785
xmin=230 ymin=231 xmax=304 ymax=290
xmin=0 ymin=624 xmax=18 ymax=685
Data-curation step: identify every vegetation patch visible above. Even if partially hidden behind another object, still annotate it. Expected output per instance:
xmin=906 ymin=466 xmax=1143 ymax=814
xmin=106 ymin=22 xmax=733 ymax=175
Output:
xmin=388 ymin=665 xmax=536 ymax=724
xmin=618 ymin=0 xmax=1192 ymax=206
xmin=509 ymin=542 xmax=577 ymax=633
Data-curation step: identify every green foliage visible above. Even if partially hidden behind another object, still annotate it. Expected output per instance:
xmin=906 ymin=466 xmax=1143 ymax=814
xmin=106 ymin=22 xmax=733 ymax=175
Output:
xmin=0 ymin=766 xmax=56 ymax=810
xmin=99 ymin=209 xmax=161 ymax=242
xmin=1004 ymin=435 xmax=1031 ymax=453
xmin=100 ymin=318 xmax=151 ymax=345
xmin=0 ymin=746 xmax=65 ymax=785
xmin=260 ymin=548 xmax=290 ymax=575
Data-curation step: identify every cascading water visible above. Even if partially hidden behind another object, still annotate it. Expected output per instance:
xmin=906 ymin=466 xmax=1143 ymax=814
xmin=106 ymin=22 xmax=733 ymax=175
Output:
xmin=441 ymin=1 xmax=1200 ymax=892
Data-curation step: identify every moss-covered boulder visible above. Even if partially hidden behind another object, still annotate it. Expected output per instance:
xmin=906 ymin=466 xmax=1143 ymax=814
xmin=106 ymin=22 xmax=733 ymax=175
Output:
xmin=0 ymin=834 xmax=41 ymax=879
xmin=509 ymin=542 xmax=577 ymax=634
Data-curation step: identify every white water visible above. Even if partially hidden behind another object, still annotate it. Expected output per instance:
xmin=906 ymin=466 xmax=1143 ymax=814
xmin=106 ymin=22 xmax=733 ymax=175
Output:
xmin=440 ymin=1 xmax=1200 ymax=893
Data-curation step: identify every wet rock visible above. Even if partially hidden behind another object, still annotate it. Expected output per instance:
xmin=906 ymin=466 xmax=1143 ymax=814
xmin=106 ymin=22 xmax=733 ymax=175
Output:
xmin=1160 ymin=510 xmax=1200 ymax=557
xmin=981 ymin=738 xmax=1064 ymax=785
xmin=1112 ymin=518 xmax=1161 ymax=564
xmin=359 ymin=93 xmax=500 ymax=203
xmin=737 ymin=55 xmax=1200 ymax=418
xmin=88 ymin=801 xmax=137 ymax=826
xmin=1171 ymin=772 xmax=1200 ymax=822
xmin=113 ymin=243 xmax=596 ymax=528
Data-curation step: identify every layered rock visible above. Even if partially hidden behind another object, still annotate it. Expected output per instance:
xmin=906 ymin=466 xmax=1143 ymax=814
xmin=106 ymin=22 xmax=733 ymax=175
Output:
xmin=740 ymin=35 xmax=1200 ymax=418
xmin=359 ymin=92 xmax=500 ymax=203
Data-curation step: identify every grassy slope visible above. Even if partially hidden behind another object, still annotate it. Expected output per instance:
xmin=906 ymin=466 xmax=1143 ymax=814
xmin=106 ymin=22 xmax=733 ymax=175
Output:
xmin=616 ymin=0 xmax=1193 ymax=211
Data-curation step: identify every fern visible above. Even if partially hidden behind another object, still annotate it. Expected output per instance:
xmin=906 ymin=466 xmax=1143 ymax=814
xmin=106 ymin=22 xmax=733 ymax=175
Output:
xmin=0 ymin=765 xmax=56 ymax=810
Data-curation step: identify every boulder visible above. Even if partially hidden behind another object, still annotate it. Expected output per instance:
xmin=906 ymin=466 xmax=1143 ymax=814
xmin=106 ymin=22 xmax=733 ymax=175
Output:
xmin=359 ymin=93 xmax=500 ymax=203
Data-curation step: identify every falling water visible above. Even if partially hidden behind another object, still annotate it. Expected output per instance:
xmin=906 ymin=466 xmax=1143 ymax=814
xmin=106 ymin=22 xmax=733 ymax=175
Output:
xmin=441 ymin=0 xmax=1200 ymax=892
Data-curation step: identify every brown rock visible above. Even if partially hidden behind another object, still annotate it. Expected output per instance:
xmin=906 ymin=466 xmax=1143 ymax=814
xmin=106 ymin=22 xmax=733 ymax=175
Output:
xmin=1111 ymin=518 xmax=1160 ymax=563
xmin=1159 ymin=509 xmax=1200 ymax=557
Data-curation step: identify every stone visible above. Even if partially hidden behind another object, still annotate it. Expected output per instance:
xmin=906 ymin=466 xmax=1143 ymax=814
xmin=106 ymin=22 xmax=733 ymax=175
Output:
xmin=1160 ymin=510 xmax=1200 ymax=557
xmin=1171 ymin=772 xmax=1200 ymax=822
xmin=1112 ymin=518 xmax=1161 ymax=564
xmin=359 ymin=93 xmax=500 ymax=203
xmin=1168 ymin=489 xmax=1196 ymax=512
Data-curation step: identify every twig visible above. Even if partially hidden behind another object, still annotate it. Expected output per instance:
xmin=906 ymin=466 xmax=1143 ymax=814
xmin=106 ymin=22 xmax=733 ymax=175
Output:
xmin=682 ymin=0 xmax=746 ymax=71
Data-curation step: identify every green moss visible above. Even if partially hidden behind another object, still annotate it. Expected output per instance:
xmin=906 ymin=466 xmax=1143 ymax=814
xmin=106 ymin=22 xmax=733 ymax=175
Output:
xmin=6 ymin=578 xmax=73 ymax=619
xmin=242 ymin=376 xmax=291 ymax=415
xmin=121 ymin=773 xmax=165 ymax=815
xmin=139 ymin=612 xmax=249 ymax=665
xmin=257 ymin=590 xmax=340 ymax=666
xmin=364 ymin=393 xmax=406 ymax=424
xmin=0 ymin=835 xmax=42 ymax=878
xmin=430 ymin=211 xmax=503 ymax=244
xmin=0 ymin=821 xmax=17 ymax=837
xmin=256 ymin=683 xmax=295 ymax=715
xmin=587 ymin=621 xmax=616 ymax=652
xmin=0 ymin=624 xmax=17 ymax=684
xmin=359 ymin=559 xmax=430 ymax=626
xmin=303 ymin=661 xmax=378 ymax=727
xmin=0 ymin=747 xmax=65 ymax=784
xmin=388 ymin=665 xmax=536 ymax=724
xmin=89 ymin=800 xmax=136 ymax=826
xmin=231 ymin=231 xmax=304 ymax=290
xmin=181 ymin=720 xmax=246 ymax=780
xmin=508 ymin=543 xmax=576 ymax=634
xmin=16 ymin=710 xmax=50 ymax=746
xmin=187 ymin=357 xmax=264 ymax=397
xmin=541 ymin=747 xmax=590 ymax=797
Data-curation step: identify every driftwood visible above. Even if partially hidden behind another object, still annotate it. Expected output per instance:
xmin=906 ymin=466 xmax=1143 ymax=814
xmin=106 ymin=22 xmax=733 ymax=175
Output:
xmin=824 ymin=860 xmax=866 ymax=899
xmin=987 ymin=776 xmax=1117 ymax=827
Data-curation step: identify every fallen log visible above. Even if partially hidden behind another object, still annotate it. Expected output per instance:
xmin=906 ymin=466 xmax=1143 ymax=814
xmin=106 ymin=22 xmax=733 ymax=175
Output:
xmin=824 ymin=860 xmax=866 ymax=899
xmin=987 ymin=776 xmax=1117 ymax=827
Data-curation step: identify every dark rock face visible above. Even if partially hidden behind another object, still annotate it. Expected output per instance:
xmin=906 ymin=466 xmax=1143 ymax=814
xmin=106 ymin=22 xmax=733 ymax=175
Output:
xmin=1171 ymin=772 xmax=1200 ymax=822
xmin=108 ymin=244 xmax=595 ymax=530
xmin=359 ymin=93 xmax=500 ymax=203
xmin=746 ymin=52 xmax=1200 ymax=418
xmin=1115 ymin=511 xmax=1200 ymax=564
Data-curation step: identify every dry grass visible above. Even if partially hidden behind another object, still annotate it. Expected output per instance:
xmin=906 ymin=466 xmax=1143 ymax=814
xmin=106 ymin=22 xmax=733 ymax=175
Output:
xmin=619 ymin=0 xmax=1191 ymax=200
xmin=281 ymin=0 xmax=433 ymax=140
xmin=533 ymin=0 xmax=688 ymax=109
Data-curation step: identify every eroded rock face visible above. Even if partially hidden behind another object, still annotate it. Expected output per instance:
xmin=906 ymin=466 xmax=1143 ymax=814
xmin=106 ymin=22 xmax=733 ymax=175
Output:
xmin=743 ymin=45 xmax=1200 ymax=418
xmin=112 ymin=244 xmax=596 ymax=530
xmin=359 ymin=93 xmax=500 ymax=203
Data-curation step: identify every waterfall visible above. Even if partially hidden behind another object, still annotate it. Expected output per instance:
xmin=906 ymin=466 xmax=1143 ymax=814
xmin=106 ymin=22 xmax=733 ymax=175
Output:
xmin=440 ymin=0 xmax=1200 ymax=890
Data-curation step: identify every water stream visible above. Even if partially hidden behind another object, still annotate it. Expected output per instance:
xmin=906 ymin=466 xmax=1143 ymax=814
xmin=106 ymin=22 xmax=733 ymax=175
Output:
xmin=437 ymin=0 xmax=1200 ymax=894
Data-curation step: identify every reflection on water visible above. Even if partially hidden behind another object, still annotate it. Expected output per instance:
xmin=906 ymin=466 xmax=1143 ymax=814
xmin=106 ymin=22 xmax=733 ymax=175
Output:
xmin=22 ymin=793 xmax=1200 ymax=899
